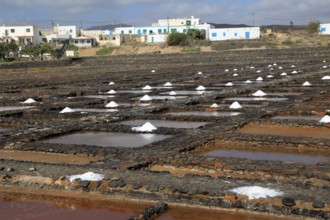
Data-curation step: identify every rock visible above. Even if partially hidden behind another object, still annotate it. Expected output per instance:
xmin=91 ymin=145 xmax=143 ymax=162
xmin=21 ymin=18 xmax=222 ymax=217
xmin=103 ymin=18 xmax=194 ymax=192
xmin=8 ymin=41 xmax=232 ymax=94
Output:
xmin=282 ymin=198 xmax=296 ymax=207
xmin=80 ymin=180 xmax=90 ymax=188
xmin=312 ymin=201 xmax=325 ymax=209
xmin=132 ymin=184 xmax=143 ymax=190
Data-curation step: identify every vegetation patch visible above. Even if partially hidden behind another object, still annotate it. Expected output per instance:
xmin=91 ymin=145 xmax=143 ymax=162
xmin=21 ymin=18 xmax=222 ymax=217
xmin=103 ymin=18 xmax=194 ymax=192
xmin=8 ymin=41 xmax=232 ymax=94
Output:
xmin=96 ymin=46 xmax=119 ymax=56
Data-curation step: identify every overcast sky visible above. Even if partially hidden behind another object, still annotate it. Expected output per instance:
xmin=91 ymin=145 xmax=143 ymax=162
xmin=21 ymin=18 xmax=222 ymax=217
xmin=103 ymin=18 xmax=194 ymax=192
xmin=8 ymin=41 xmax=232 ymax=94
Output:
xmin=1 ymin=0 xmax=329 ymax=28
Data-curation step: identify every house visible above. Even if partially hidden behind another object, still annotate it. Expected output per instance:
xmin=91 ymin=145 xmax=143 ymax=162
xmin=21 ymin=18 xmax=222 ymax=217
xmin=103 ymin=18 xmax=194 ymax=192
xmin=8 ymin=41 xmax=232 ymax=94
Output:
xmin=0 ymin=25 xmax=42 ymax=45
xmin=42 ymin=24 xmax=79 ymax=46
xmin=80 ymin=29 xmax=122 ymax=46
xmin=209 ymin=27 xmax=260 ymax=41
xmin=320 ymin=23 xmax=330 ymax=35
xmin=70 ymin=36 xmax=96 ymax=47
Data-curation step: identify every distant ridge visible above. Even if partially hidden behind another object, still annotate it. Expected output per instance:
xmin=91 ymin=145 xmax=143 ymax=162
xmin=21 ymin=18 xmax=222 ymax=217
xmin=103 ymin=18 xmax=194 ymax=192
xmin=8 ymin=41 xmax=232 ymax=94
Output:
xmin=86 ymin=23 xmax=131 ymax=30
xmin=209 ymin=23 xmax=251 ymax=28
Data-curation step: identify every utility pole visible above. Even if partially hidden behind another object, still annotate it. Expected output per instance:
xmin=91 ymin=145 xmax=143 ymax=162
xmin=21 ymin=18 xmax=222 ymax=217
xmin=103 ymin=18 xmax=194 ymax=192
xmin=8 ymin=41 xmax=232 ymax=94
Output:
xmin=252 ymin=12 xmax=255 ymax=26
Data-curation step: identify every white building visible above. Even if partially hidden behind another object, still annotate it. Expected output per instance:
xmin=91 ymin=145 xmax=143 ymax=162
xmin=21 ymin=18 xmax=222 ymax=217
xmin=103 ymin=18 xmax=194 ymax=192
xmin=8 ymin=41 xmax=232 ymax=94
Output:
xmin=70 ymin=36 xmax=96 ymax=47
xmin=0 ymin=25 xmax=42 ymax=45
xmin=53 ymin=24 xmax=79 ymax=38
xmin=152 ymin=16 xmax=201 ymax=27
xmin=209 ymin=27 xmax=260 ymax=41
xmin=320 ymin=23 xmax=330 ymax=35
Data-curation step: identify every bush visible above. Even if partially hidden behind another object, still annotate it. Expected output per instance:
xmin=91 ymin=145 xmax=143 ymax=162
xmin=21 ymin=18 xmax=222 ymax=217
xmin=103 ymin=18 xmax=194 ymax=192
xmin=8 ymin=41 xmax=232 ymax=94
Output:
xmin=96 ymin=46 xmax=118 ymax=56
xmin=167 ymin=33 xmax=187 ymax=46
xmin=306 ymin=20 xmax=320 ymax=34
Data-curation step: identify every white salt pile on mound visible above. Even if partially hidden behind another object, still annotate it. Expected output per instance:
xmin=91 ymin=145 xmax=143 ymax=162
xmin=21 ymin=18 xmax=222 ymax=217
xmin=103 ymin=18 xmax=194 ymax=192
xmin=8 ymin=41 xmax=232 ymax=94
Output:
xmin=321 ymin=75 xmax=330 ymax=80
xmin=105 ymin=101 xmax=119 ymax=108
xmin=151 ymin=70 xmax=156 ymax=73
xmin=256 ymin=77 xmax=263 ymax=81
xmin=132 ymin=122 xmax=157 ymax=132
xmin=292 ymin=70 xmax=298 ymax=74
xmin=196 ymin=85 xmax=206 ymax=91
xmin=142 ymin=85 xmax=153 ymax=90
xmin=267 ymin=75 xmax=273 ymax=78
xmin=60 ymin=107 xmax=75 ymax=114
xmin=233 ymin=73 xmax=239 ymax=77
xmin=281 ymin=72 xmax=287 ymax=76
xmin=169 ymin=91 xmax=177 ymax=96
xmin=229 ymin=101 xmax=242 ymax=109
xmin=197 ymin=71 xmax=203 ymax=75
xmin=244 ymin=80 xmax=253 ymax=84
xmin=319 ymin=115 xmax=330 ymax=123
xmin=230 ymin=186 xmax=283 ymax=199
xmin=67 ymin=172 xmax=104 ymax=182
xmin=164 ymin=82 xmax=172 ymax=87
xmin=109 ymin=81 xmax=115 ymax=85
xmin=225 ymin=69 xmax=229 ymax=72
xmin=252 ymin=90 xmax=267 ymax=97
xmin=107 ymin=89 xmax=116 ymax=94
xmin=225 ymin=82 xmax=234 ymax=86
xmin=302 ymin=81 xmax=311 ymax=86
xmin=140 ymin=95 xmax=152 ymax=101
xmin=23 ymin=98 xmax=37 ymax=104
xmin=210 ymin=103 xmax=219 ymax=108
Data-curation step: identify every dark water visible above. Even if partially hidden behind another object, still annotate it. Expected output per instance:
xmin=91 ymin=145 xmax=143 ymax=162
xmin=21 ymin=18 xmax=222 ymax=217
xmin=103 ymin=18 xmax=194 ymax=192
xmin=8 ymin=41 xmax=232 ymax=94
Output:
xmin=204 ymin=150 xmax=330 ymax=164
xmin=272 ymin=116 xmax=321 ymax=121
xmin=120 ymin=120 xmax=209 ymax=129
xmin=166 ymin=112 xmax=241 ymax=117
xmin=43 ymin=132 xmax=171 ymax=148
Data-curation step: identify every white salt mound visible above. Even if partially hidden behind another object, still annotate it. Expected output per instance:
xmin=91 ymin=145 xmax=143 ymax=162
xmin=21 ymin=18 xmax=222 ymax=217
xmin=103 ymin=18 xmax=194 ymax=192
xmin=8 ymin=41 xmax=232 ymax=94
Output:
xmin=68 ymin=172 xmax=104 ymax=182
xmin=302 ymin=81 xmax=311 ymax=86
xmin=132 ymin=122 xmax=157 ymax=132
xmin=225 ymin=82 xmax=234 ymax=86
xmin=151 ymin=70 xmax=156 ymax=73
xmin=225 ymin=69 xmax=229 ymax=72
xmin=252 ymin=90 xmax=267 ymax=97
xmin=105 ymin=101 xmax=118 ymax=108
xmin=169 ymin=91 xmax=177 ymax=96
xmin=140 ymin=95 xmax=152 ymax=101
xmin=256 ymin=70 xmax=261 ymax=73
xmin=233 ymin=73 xmax=239 ymax=77
xmin=197 ymin=71 xmax=203 ymax=75
xmin=281 ymin=72 xmax=287 ymax=76
xmin=164 ymin=82 xmax=172 ymax=87
xmin=278 ymin=66 xmax=283 ymax=70
xmin=196 ymin=85 xmax=206 ymax=91
xmin=321 ymin=75 xmax=330 ymax=80
xmin=256 ymin=77 xmax=263 ymax=81
xmin=245 ymin=80 xmax=253 ymax=84
xmin=107 ymin=89 xmax=116 ymax=94
xmin=23 ymin=98 xmax=37 ymax=104
xmin=142 ymin=85 xmax=153 ymax=90
xmin=60 ymin=107 xmax=75 ymax=114
xmin=229 ymin=101 xmax=242 ymax=109
xmin=319 ymin=115 xmax=330 ymax=123
xmin=210 ymin=103 xmax=219 ymax=108
xmin=323 ymin=66 xmax=328 ymax=69
xmin=109 ymin=82 xmax=115 ymax=85
xmin=267 ymin=75 xmax=273 ymax=78
xmin=231 ymin=186 xmax=283 ymax=199
xmin=292 ymin=70 xmax=298 ymax=74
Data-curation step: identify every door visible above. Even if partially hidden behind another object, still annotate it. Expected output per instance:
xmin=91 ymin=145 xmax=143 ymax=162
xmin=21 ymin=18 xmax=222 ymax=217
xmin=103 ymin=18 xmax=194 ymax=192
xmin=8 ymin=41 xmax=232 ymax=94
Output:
xmin=245 ymin=32 xmax=250 ymax=39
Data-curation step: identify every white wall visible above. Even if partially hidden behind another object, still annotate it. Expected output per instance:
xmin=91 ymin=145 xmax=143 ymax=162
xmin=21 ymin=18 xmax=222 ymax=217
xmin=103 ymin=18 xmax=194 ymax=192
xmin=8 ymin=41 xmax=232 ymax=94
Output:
xmin=209 ymin=27 xmax=260 ymax=41
xmin=320 ymin=23 xmax=330 ymax=35
xmin=114 ymin=27 xmax=134 ymax=35
xmin=147 ymin=34 xmax=168 ymax=43
xmin=55 ymin=25 xmax=79 ymax=38
xmin=0 ymin=25 xmax=42 ymax=45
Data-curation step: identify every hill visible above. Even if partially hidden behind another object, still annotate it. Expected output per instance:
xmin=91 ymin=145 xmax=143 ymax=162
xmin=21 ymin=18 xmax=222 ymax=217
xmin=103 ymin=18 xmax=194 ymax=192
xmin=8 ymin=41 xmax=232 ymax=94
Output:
xmin=87 ymin=23 xmax=131 ymax=30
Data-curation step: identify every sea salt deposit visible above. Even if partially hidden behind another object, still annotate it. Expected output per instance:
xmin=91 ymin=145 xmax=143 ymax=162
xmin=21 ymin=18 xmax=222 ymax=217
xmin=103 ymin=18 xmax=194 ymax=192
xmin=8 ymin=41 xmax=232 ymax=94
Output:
xmin=67 ymin=172 xmax=104 ymax=182
xmin=60 ymin=107 xmax=75 ymax=114
xmin=292 ymin=70 xmax=298 ymax=74
xmin=319 ymin=115 xmax=330 ymax=123
xmin=302 ymin=81 xmax=311 ymax=86
xmin=196 ymin=85 xmax=206 ymax=91
xmin=164 ymin=82 xmax=173 ymax=87
xmin=210 ymin=103 xmax=219 ymax=108
xmin=105 ymin=101 xmax=119 ymax=108
xmin=244 ymin=80 xmax=253 ymax=84
xmin=281 ymin=72 xmax=287 ymax=76
xmin=230 ymin=186 xmax=283 ymax=199
xmin=256 ymin=77 xmax=263 ymax=81
xmin=233 ymin=73 xmax=239 ymax=77
xmin=140 ymin=95 xmax=152 ymax=101
xmin=229 ymin=101 xmax=242 ymax=109
xmin=142 ymin=85 xmax=153 ymax=90
xmin=109 ymin=82 xmax=115 ymax=85
xmin=132 ymin=122 xmax=157 ymax=132
xmin=252 ymin=90 xmax=267 ymax=97
xmin=23 ymin=98 xmax=37 ymax=104
xmin=267 ymin=75 xmax=274 ymax=78
xmin=169 ymin=91 xmax=177 ymax=96
xmin=321 ymin=75 xmax=330 ymax=80
xmin=107 ymin=89 xmax=116 ymax=94
xmin=197 ymin=71 xmax=203 ymax=75
xmin=225 ymin=82 xmax=234 ymax=86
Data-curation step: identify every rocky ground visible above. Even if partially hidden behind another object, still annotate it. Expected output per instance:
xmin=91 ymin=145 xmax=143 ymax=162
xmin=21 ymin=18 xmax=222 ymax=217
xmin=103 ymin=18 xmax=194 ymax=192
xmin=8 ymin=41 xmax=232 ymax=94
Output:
xmin=0 ymin=47 xmax=329 ymax=219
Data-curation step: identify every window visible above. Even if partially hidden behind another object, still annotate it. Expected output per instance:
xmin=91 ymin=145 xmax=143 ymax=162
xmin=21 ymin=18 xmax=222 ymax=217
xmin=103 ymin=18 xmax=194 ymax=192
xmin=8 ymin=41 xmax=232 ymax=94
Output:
xmin=321 ymin=27 xmax=326 ymax=32
xmin=212 ymin=32 xmax=217 ymax=37
xmin=129 ymin=30 xmax=132 ymax=34
xmin=223 ymin=32 xmax=226 ymax=37
xmin=170 ymin=28 xmax=177 ymax=33
xmin=26 ymin=28 xmax=31 ymax=33
xmin=11 ymin=29 xmax=15 ymax=33
xmin=158 ymin=29 xmax=162 ymax=34
xmin=143 ymin=29 xmax=147 ymax=34
xmin=74 ymin=40 xmax=78 ymax=44
xmin=70 ymin=29 xmax=73 ymax=33
xmin=121 ymin=31 xmax=124 ymax=34
xmin=183 ymin=29 xmax=186 ymax=33
xmin=87 ymin=40 xmax=91 ymax=43
xmin=137 ymin=29 xmax=141 ymax=35
xmin=234 ymin=33 xmax=238 ymax=37
xmin=163 ymin=29 xmax=167 ymax=33
xmin=149 ymin=30 xmax=153 ymax=34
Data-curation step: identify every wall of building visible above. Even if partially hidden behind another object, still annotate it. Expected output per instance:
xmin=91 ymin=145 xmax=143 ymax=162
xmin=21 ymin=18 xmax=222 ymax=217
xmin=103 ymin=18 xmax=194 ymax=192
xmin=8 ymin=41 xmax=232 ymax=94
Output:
xmin=320 ymin=23 xmax=330 ymax=35
xmin=70 ymin=37 xmax=96 ymax=47
xmin=54 ymin=25 xmax=79 ymax=38
xmin=209 ymin=27 xmax=260 ymax=41
xmin=147 ymin=34 xmax=168 ymax=43
xmin=0 ymin=25 xmax=42 ymax=45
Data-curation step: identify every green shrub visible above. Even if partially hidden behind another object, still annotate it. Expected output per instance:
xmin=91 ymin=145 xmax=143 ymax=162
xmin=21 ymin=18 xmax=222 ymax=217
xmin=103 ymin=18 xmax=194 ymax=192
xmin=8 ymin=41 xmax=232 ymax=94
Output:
xmin=306 ymin=20 xmax=320 ymax=34
xmin=167 ymin=33 xmax=188 ymax=46
xmin=96 ymin=46 xmax=118 ymax=56
xmin=282 ymin=39 xmax=293 ymax=45
xmin=67 ymin=44 xmax=79 ymax=52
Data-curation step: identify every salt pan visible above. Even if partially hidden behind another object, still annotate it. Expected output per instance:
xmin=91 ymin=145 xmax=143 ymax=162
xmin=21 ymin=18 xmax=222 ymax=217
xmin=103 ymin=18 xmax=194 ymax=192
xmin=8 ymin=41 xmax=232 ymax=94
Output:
xmin=230 ymin=186 xmax=283 ymax=199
